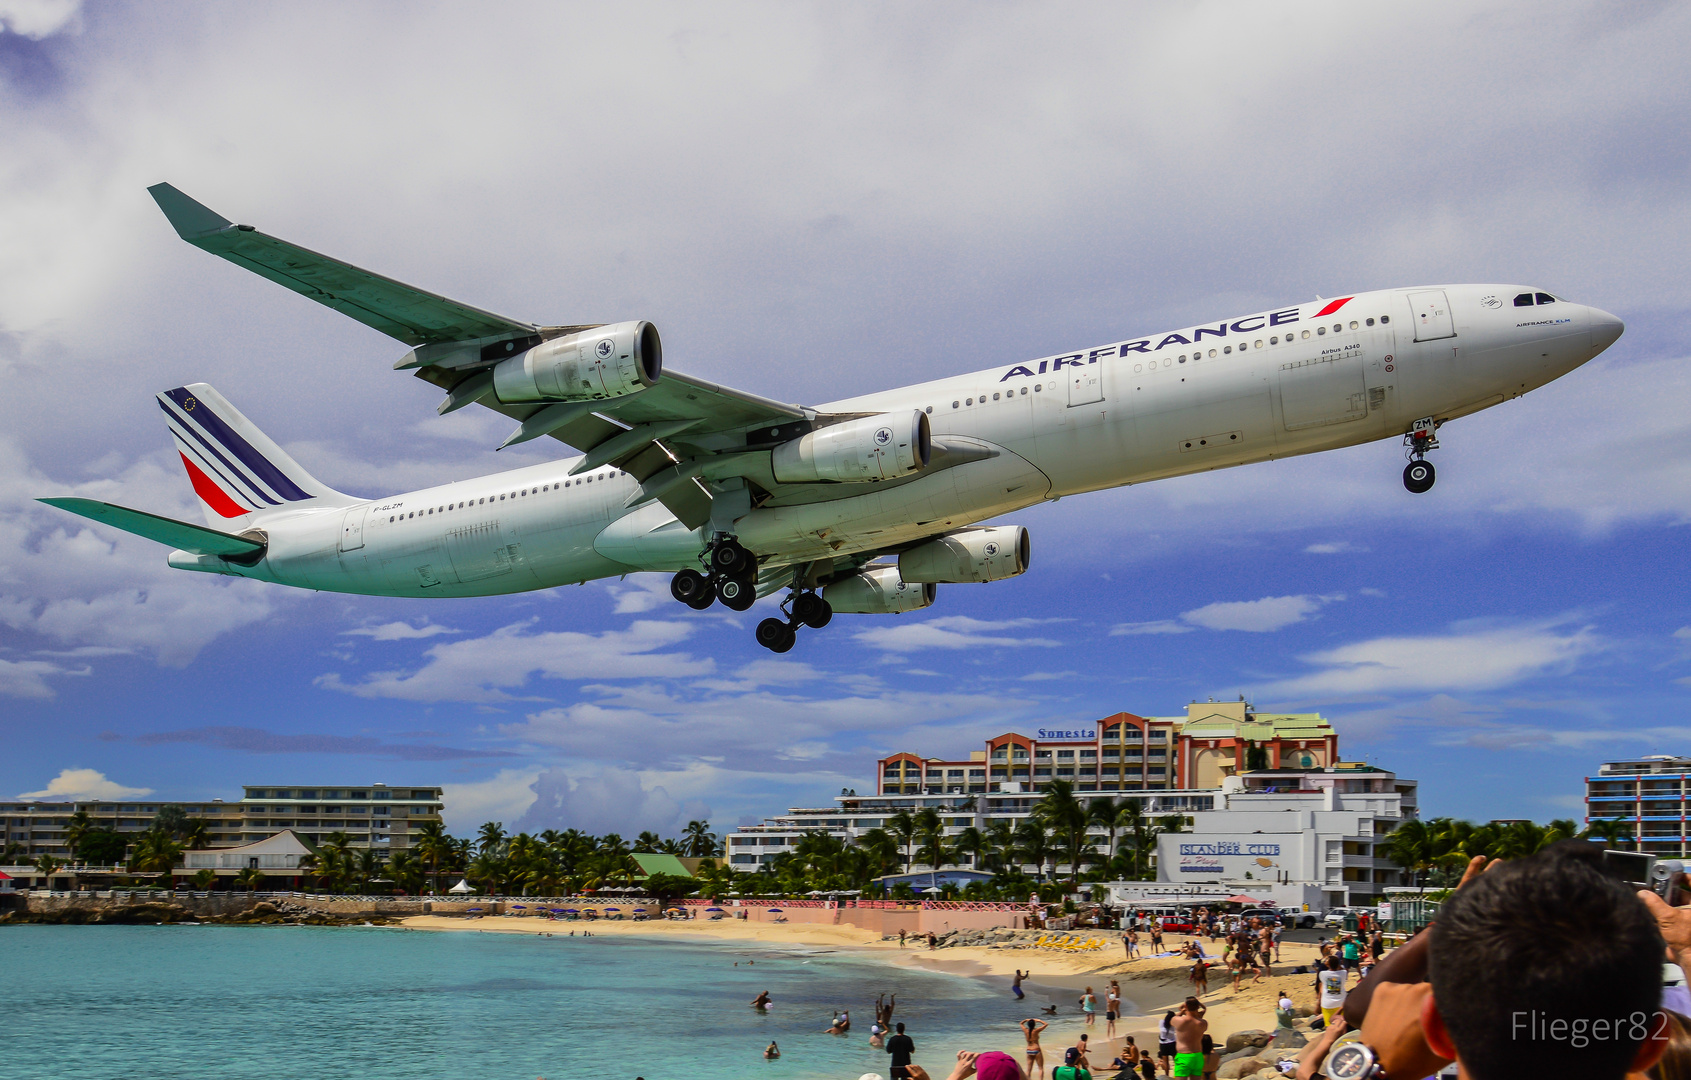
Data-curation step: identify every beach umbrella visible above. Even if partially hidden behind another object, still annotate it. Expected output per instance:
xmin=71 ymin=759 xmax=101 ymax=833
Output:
xmin=511 ymin=904 xmax=526 ymax=909
xmin=705 ymin=906 xmax=724 ymax=912
xmin=1224 ymin=895 xmax=1266 ymax=905
xmin=767 ymin=908 xmax=784 ymax=913
xmin=632 ymin=907 xmax=647 ymax=912
xmin=603 ymin=907 xmax=620 ymax=913
xmin=563 ymin=908 xmax=579 ymax=914
xmin=923 ymin=887 xmax=943 ymax=895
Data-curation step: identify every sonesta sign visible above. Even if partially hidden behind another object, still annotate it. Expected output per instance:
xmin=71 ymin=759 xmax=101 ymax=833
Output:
xmin=1036 ymin=728 xmax=1097 ymax=740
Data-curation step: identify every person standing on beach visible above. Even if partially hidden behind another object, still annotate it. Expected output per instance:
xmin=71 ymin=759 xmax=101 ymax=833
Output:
xmin=1316 ymin=955 xmax=1346 ymax=1026
xmin=886 ymin=1022 xmax=915 ymax=1080
xmin=1080 ymin=986 xmax=1096 ymax=1028
xmin=1022 ymin=1017 xmax=1049 ymax=1080
xmin=1150 ymin=923 xmax=1163 ymax=954
xmin=1170 ymin=997 xmax=1207 ymax=1080
xmin=1012 ymin=970 xmax=1027 ymax=1000
xmin=899 ymin=929 xmax=907 ymax=948
xmin=1156 ymin=1011 xmax=1176 ymax=1078
xmin=1122 ymin=928 xmax=1135 ymax=959
xmin=1105 ymin=981 xmax=1120 ymax=1038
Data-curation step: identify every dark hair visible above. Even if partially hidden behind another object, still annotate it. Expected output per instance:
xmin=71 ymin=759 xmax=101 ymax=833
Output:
xmin=895 ymin=1022 xmax=905 ymax=1034
xmin=1429 ymin=841 xmax=1663 ymax=1080
xmin=1649 ymin=1010 xmax=1691 ymax=1080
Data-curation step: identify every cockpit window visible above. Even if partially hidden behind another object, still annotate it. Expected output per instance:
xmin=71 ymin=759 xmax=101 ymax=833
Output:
xmin=1514 ymin=293 xmax=1534 ymax=307
xmin=1535 ymin=292 xmax=1557 ymax=305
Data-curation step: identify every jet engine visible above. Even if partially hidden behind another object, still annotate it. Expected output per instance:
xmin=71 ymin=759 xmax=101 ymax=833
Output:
xmin=898 ymin=525 xmax=1030 ymax=583
xmin=822 ymin=565 xmax=936 ymax=614
xmin=492 ymin=321 xmax=662 ymax=403
xmin=771 ymin=411 xmax=931 ymax=483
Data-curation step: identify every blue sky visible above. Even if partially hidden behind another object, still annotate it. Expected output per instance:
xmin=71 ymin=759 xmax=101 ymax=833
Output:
xmin=3 ymin=2 xmax=1690 ymax=836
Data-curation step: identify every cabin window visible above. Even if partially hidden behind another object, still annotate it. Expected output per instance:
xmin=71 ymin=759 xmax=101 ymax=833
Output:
xmin=1255 ymin=339 xmax=1264 ymax=348
xmin=1349 ymin=320 xmax=1359 ymax=330
xmin=1269 ymin=336 xmax=1278 ymax=344
xmin=1333 ymin=323 xmax=1342 ymax=332
xmin=925 ymin=406 xmax=933 ymax=413
xmin=1302 ymin=330 xmax=1311 ymax=339
xmin=427 ymin=508 xmax=432 ymax=515
xmin=1380 ymin=315 xmax=1389 ymax=323
xmin=1514 ymin=293 xmax=1534 ymax=307
xmin=1033 ymin=384 xmax=1041 ymax=392
xmin=1365 ymin=318 xmax=1374 ymax=327
xmin=966 ymin=397 xmax=973 ymax=405
xmin=1133 ymin=364 xmax=1142 ymax=373
xmin=992 ymin=392 xmax=1000 ymax=400
xmin=952 ymin=400 xmax=960 ymax=408
xmin=1178 ymin=355 xmax=1186 ymax=363
xmin=1223 ymin=345 xmax=1232 ymax=354
xmin=1535 ymin=292 xmax=1557 ymax=305
xmin=1317 ymin=326 xmax=1326 ymax=335
xmin=1020 ymin=386 xmax=1027 ymax=395
xmin=1207 ymin=349 xmax=1216 ymax=358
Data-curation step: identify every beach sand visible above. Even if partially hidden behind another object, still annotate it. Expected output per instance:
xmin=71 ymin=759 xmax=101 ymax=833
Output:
xmin=402 ymin=914 xmax=1333 ymax=1067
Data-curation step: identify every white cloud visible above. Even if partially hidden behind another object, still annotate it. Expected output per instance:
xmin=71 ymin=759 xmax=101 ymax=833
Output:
xmin=1305 ymin=542 xmax=1367 ymax=555
xmin=341 ymin=621 xmax=460 ymax=641
xmin=316 ymin=620 xmax=715 ymax=703
xmin=1180 ymin=594 xmax=1342 ymax=633
xmin=1259 ymin=619 xmax=1603 ymax=700
xmin=852 ymin=616 xmax=1062 ymax=651
xmin=0 ymin=656 xmax=88 ymax=699
xmin=513 ymin=766 xmax=710 ymax=838
xmin=1109 ymin=620 xmax=1193 ymax=636
xmin=19 ymin=767 xmax=152 ymax=800
xmin=438 ymin=768 xmax=541 ymax=833
xmin=603 ymin=575 xmax=676 ymax=615
xmin=0 ymin=0 xmax=81 ymax=39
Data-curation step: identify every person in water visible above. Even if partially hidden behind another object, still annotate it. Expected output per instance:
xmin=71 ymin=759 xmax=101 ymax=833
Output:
xmin=751 ymin=990 xmax=771 ymax=1009
xmin=1022 ymin=1017 xmax=1049 ymax=1080
xmin=763 ymin=1041 xmax=779 ymax=1059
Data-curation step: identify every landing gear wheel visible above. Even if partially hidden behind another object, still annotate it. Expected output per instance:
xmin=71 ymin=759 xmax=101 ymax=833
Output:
xmin=709 ymin=539 xmax=752 ymax=577
xmin=792 ymin=592 xmax=833 ymax=629
xmin=1403 ymin=459 xmax=1436 ymax=494
xmin=756 ymin=617 xmax=797 ymax=653
xmin=671 ymin=568 xmax=713 ymax=608
xmin=716 ymin=575 xmax=757 ymax=611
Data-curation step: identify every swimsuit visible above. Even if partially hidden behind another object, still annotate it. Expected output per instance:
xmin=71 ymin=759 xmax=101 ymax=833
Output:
xmin=1173 ymin=1051 xmax=1206 ymax=1078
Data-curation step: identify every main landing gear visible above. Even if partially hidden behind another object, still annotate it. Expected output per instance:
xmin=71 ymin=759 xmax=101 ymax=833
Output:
xmin=670 ymin=537 xmax=759 ymax=612
xmin=756 ymin=590 xmax=833 ymax=654
xmin=1402 ymin=416 xmax=1441 ymax=494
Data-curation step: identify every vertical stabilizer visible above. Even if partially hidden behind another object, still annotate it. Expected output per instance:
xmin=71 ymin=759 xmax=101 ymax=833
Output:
xmin=157 ymin=383 xmax=355 ymax=526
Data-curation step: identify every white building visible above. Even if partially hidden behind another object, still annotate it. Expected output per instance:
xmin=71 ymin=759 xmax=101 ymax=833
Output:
xmin=1146 ymin=765 xmax=1415 ymax=908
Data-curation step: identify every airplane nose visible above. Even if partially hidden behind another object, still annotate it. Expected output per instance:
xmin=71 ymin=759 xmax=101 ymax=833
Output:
xmin=1589 ymin=307 xmax=1624 ymax=354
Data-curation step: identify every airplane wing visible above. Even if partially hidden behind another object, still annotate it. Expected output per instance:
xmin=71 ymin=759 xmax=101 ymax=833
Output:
xmin=39 ymin=497 xmax=267 ymax=558
xmin=148 ymin=185 xmax=821 ymax=529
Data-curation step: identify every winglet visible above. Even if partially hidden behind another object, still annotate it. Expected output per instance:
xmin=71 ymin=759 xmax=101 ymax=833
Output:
xmin=147 ymin=183 xmax=234 ymax=240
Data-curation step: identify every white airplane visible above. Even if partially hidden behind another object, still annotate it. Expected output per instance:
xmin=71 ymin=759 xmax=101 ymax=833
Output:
xmin=42 ymin=185 xmax=1624 ymax=652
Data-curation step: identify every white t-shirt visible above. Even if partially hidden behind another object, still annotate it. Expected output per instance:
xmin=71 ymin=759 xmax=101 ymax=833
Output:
xmin=1318 ymin=969 xmax=1347 ymax=1009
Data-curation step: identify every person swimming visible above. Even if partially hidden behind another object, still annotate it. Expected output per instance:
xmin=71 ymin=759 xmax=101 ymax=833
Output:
xmin=764 ymin=1041 xmax=779 ymax=1059
xmin=751 ymin=990 xmax=771 ymax=1010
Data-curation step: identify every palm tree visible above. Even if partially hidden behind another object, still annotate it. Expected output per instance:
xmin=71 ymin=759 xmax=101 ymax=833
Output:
xmin=951 ymin=826 xmax=987 ymax=871
xmin=181 ymin=819 xmax=211 ymax=851
xmin=64 ymin=810 xmax=93 ymax=864
xmin=355 ymin=847 xmax=384 ymax=891
xmin=1014 ymin=819 xmax=1053 ymax=882
xmin=233 ymin=866 xmax=264 ymax=892
xmin=857 ymin=828 xmax=901 ymax=883
xmin=634 ymin=831 xmax=662 ymax=853
xmin=131 ymin=831 xmax=183 ymax=888
xmin=682 ymin=820 xmax=719 ymax=858
xmin=413 ymin=821 xmax=453 ymax=893
xmin=151 ymin=804 xmax=188 ymax=839
xmin=190 ymin=869 xmax=217 ymax=890
xmin=34 ymin=854 xmax=65 ymax=887
xmin=912 ymin=808 xmax=945 ymax=870
xmin=984 ymin=819 xmax=1017 ymax=874
xmin=1585 ymin=817 xmax=1635 ymax=850
xmin=1034 ymin=780 xmax=1091 ymax=881
xmin=1380 ymin=819 xmax=1434 ymax=886
xmin=468 ymin=851 xmax=507 ymax=894
xmin=477 ymin=821 xmax=507 ymax=855
xmin=888 ymin=811 xmax=916 ymax=872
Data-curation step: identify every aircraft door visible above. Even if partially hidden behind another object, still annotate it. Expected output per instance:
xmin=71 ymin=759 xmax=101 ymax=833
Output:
xmin=339 ymin=506 xmax=368 ymax=552
xmin=1409 ymin=290 xmax=1455 ymax=341
xmin=1068 ymin=363 xmax=1103 ymax=406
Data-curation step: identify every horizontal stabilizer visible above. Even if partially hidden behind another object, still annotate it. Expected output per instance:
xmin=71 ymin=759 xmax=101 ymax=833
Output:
xmin=39 ymin=498 xmax=266 ymax=559
xmin=146 ymin=183 xmax=537 ymax=347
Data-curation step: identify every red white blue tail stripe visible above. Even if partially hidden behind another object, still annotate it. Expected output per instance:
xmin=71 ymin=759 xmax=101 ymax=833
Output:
xmin=157 ymin=384 xmax=322 ymax=522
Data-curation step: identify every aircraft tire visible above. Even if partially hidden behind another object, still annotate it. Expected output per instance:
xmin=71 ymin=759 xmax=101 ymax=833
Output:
xmin=793 ymin=594 xmax=832 ymax=629
xmin=671 ymin=568 xmax=711 ymax=606
xmin=711 ymin=540 xmax=752 ymax=576
xmin=756 ymin=617 xmax=792 ymax=651
xmin=1403 ymin=460 xmax=1436 ymax=494
xmin=717 ymin=575 xmax=757 ymax=611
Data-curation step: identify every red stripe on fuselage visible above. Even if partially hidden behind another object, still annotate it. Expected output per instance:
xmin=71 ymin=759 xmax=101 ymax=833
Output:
xmin=179 ymin=452 xmax=250 ymax=518
xmin=1313 ymin=296 xmax=1353 ymax=318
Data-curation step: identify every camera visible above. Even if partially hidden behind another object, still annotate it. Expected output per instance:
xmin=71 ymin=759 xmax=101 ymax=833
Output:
xmin=1603 ymin=849 xmax=1686 ymax=900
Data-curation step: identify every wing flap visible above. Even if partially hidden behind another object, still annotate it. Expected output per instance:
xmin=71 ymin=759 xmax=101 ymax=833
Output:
xmin=40 ymin=497 xmax=268 ymax=558
xmin=148 ymin=183 xmax=536 ymax=347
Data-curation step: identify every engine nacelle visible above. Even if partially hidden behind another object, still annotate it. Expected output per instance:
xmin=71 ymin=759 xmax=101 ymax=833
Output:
xmin=898 ymin=525 xmax=1030 ymax=583
xmin=771 ymin=411 xmax=931 ymax=483
xmin=492 ymin=321 xmax=662 ymax=404
xmin=822 ymin=566 xmax=937 ymax=614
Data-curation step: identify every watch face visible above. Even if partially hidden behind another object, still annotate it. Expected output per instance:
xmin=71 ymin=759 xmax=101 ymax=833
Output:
xmin=1327 ymin=1043 xmax=1372 ymax=1080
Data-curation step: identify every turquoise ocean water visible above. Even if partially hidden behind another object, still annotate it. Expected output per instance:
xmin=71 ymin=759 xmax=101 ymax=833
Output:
xmin=4 ymin=925 xmax=1057 ymax=1080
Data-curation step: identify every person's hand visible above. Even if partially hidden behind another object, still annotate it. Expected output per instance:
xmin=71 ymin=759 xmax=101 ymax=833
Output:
xmin=1456 ymin=854 xmax=1496 ymax=889
xmin=1359 ymin=981 xmax=1450 ymax=1080
xmin=1640 ymin=890 xmax=1691 ymax=966
xmin=943 ymin=1050 xmax=979 ymax=1080
xmin=1295 ymin=1016 xmax=1346 ymax=1080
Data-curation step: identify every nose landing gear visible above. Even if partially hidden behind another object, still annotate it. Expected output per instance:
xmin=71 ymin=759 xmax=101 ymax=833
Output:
xmin=1402 ymin=417 xmax=1441 ymax=494
xmin=755 ymin=589 xmax=834 ymax=653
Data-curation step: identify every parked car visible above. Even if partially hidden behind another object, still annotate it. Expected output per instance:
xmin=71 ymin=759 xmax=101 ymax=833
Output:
xmin=1235 ymin=907 xmax=1282 ymax=926
xmin=1323 ymin=907 xmax=1357 ymax=927
xmin=1278 ymin=906 xmax=1320 ymax=928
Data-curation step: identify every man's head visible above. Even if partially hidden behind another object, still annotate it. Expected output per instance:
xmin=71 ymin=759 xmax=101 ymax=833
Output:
xmin=1427 ymin=841 xmax=1666 ymax=1080
xmin=1183 ymin=996 xmax=1203 ymax=1015
xmin=895 ymin=1022 xmax=905 ymax=1034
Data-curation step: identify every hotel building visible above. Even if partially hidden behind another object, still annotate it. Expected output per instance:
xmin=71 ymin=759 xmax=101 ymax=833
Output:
xmin=2 ymin=783 xmax=444 ymax=860
xmin=1586 ymin=755 xmax=1691 ymax=857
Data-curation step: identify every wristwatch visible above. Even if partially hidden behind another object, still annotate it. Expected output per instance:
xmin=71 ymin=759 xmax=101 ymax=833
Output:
xmin=1325 ymin=1042 xmax=1386 ymax=1080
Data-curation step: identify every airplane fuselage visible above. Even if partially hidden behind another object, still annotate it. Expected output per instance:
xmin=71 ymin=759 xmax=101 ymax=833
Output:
xmin=174 ymin=284 xmax=1617 ymax=599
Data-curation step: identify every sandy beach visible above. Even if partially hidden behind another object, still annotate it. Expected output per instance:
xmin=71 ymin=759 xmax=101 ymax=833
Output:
xmin=402 ymin=914 xmax=1331 ymax=1067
